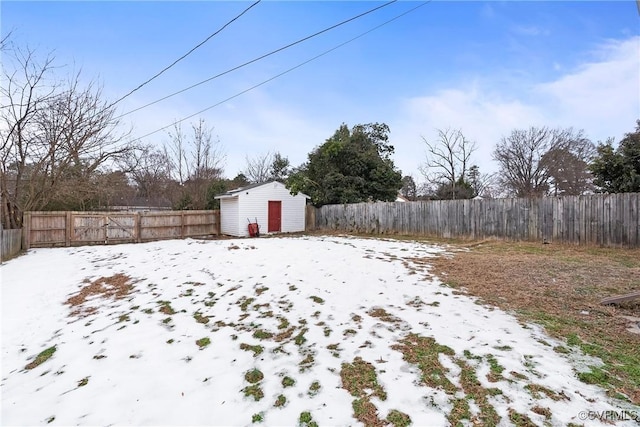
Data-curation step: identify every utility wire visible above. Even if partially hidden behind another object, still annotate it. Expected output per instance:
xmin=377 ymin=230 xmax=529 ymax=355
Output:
xmin=110 ymin=0 xmax=261 ymax=106
xmin=117 ymin=0 xmax=397 ymax=119
xmin=130 ymin=1 xmax=430 ymax=144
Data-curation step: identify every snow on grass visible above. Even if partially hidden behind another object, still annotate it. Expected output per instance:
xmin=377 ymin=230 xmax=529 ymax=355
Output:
xmin=0 ymin=235 xmax=634 ymax=426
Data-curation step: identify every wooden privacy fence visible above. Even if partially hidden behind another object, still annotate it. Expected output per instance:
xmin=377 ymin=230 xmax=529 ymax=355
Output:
xmin=311 ymin=193 xmax=640 ymax=248
xmin=23 ymin=210 xmax=220 ymax=249
xmin=1 ymin=228 xmax=23 ymax=261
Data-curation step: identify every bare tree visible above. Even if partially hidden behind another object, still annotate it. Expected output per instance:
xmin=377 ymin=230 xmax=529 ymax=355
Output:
xmin=244 ymin=151 xmax=273 ymax=184
xmin=540 ymin=131 xmax=595 ymax=195
xmin=493 ymin=127 xmax=593 ymax=197
xmin=119 ymin=144 xmax=172 ymax=206
xmin=164 ymin=119 xmax=225 ymax=209
xmin=1 ymin=45 xmax=131 ymax=227
xmin=419 ymin=128 xmax=476 ymax=199
xmin=165 ymin=119 xmax=224 ymax=183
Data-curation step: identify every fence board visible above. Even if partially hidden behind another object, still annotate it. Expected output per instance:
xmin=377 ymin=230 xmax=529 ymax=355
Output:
xmin=311 ymin=193 xmax=640 ymax=248
xmin=1 ymin=228 xmax=22 ymax=261
xmin=24 ymin=210 xmax=219 ymax=248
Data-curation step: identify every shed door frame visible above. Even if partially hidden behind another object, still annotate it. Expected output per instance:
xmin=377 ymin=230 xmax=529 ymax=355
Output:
xmin=268 ymin=201 xmax=282 ymax=232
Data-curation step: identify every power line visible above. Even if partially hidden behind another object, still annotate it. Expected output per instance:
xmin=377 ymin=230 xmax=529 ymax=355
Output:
xmin=110 ymin=0 xmax=261 ymax=106
xmin=130 ymin=1 xmax=430 ymax=144
xmin=116 ymin=0 xmax=397 ymax=119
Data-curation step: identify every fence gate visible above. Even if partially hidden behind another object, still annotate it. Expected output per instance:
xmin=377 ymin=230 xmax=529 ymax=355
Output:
xmin=72 ymin=213 xmax=137 ymax=244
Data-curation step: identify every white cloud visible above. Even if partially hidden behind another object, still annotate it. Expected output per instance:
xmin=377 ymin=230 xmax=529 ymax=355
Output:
xmin=511 ymin=25 xmax=550 ymax=37
xmin=534 ymin=36 xmax=640 ymax=142
xmin=391 ymin=35 xmax=640 ymax=180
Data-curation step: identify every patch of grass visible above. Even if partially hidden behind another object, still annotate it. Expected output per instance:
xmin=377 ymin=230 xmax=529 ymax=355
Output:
xmin=447 ymin=398 xmax=471 ymax=426
xmin=245 ymin=368 xmax=264 ymax=384
xmin=351 ymin=398 xmax=383 ymax=427
xmin=162 ymin=317 xmax=172 ymax=324
xmin=142 ymin=308 xmax=154 ymax=314
xmin=298 ymin=411 xmax=318 ymax=427
xmin=251 ymin=412 xmax=263 ymax=423
xmin=531 ymin=406 xmax=552 ymax=419
xmin=274 ymin=394 xmax=287 ymax=407
xmin=391 ymin=334 xmax=457 ymax=394
xmin=196 ymin=337 xmax=211 ymax=348
xmin=367 ymin=307 xmax=402 ymax=324
xmin=294 ymin=328 xmax=308 ymax=346
xmin=323 ymin=326 xmax=332 ymax=337
xmin=193 ymin=312 xmax=209 ymax=324
xmin=343 ymin=328 xmax=357 ymax=337
xmin=242 ymin=384 xmax=264 ymax=401
xmin=118 ymin=314 xmax=130 ymax=322
xmin=456 ymin=359 xmax=500 ymax=425
xmin=525 ymin=383 xmax=569 ymax=401
xmin=77 ymin=377 xmax=89 ymax=387
xmin=494 ymin=345 xmax=513 ymax=351
xmin=553 ymin=345 xmax=570 ymax=354
xmin=277 ymin=316 xmax=290 ymax=330
xmin=308 ymin=380 xmax=321 ymax=397
xmin=25 ymin=346 xmax=56 ymax=370
xmin=46 ymin=416 xmax=55 ymax=424
xmin=508 ymin=408 xmax=537 ymax=427
xmin=299 ymin=353 xmax=315 ymax=372
xmin=289 ymin=285 xmax=297 ymax=291
xmin=238 ymin=296 xmax=255 ymax=311
xmin=463 ymin=349 xmax=482 ymax=361
xmin=309 ymin=295 xmax=324 ymax=304
xmin=157 ymin=301 xmax=176 ymax=315
xmin=340 ymin=357 xmax=387 ymax=401
xmin=386 ymin=409 xmax=411 ymax=427
xmin=252 ymin=329 xmax=274 ymax=340
xmin=578 ymin=366 xmax=614 ymax=387
xmin=282 ymin=376 xmax=296 ymax=388
xmin=486 ymin=354 xmax=505 ymax=382
xmin=255 ymin=286 xmax=269 ymax=296
xmin=166 ymin=339 xmax=174 ymax=344
xmin=510 ymin=371 xmax=528 ymax=381
xmin=240 ymin=343 xmax=264 ymax=357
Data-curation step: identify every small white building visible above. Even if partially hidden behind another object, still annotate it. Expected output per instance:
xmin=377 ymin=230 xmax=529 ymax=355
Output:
xmin=215 ymin=181 xmax=309 ymax=237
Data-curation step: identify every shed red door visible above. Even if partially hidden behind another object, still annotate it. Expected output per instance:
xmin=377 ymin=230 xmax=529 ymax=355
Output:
xmin=268 ymin=201 xmax=282 ymax=232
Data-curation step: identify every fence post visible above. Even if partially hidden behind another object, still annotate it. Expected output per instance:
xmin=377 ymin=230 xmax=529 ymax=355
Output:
xmin=136 ymin=212 xmax=142 ymax=243
xmin=181 ymin=211 xmax=185 ymax=239
xmin=22 ymin=212 xmax=31 ymax=250
xmin=65 ymin=211 xmax=71 ymax=246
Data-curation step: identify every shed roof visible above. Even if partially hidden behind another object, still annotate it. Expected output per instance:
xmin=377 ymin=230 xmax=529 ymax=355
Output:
xmin=214 ymin=180 xmax=309 ymax=199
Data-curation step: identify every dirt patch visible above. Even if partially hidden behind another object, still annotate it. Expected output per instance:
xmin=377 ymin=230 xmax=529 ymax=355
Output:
xmin=66 ymin=273 xmax=135 ymax=318
xmin=421 ymin=240 xmax=640 ymax=404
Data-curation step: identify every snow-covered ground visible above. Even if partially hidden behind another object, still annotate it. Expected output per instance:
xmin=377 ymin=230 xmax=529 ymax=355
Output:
xmin=1 ymin=236 xmax=635 ymax=426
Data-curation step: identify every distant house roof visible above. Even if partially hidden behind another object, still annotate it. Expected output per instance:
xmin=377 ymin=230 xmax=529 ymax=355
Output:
xmin=395 ymin=195 xmax=409 ymax=202
xmin=214 ymin=180 xmax=309 ymax=200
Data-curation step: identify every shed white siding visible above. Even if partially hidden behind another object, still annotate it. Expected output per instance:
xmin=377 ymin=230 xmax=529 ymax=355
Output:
xmin=220 ymin=198 xmax=240 ymax=236
xmin=217 ymin=181 xmax=308 ymax=237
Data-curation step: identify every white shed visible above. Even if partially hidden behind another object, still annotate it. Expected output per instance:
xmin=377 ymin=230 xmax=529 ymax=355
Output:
xmin=215 ymin=181 xmax=309 ymax=237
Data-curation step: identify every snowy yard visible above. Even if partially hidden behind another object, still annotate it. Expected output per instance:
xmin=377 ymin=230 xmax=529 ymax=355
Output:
xmin=1 ymin=236 xmax=635 ymax=426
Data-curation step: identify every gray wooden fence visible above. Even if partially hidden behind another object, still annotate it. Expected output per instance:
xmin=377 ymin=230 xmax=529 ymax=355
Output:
xmin=1 ymin=228 xmax=23 ymax=261
xmin=23 ymin=210 xmax=220 ymax=249
xmin=310 ymin=193 xmax=640 ymax=248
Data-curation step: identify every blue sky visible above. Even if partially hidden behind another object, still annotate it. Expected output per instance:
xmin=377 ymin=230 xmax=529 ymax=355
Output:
xmin=2 ymin=1 xmax=639 ymax=181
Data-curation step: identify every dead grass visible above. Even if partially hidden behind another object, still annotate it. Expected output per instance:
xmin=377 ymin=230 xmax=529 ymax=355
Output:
xmin=65 ymin=274 xmax=135 ymax=317
xmin=422 ymin=239 xmax=640 ymax=404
